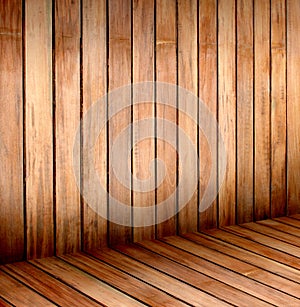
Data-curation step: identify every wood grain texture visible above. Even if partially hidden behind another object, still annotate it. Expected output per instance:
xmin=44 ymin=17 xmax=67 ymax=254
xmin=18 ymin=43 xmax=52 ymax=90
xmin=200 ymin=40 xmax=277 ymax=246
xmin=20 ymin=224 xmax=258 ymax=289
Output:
xmin=162 ymin=235 xmax=300 ymax=305
xmin=198 ymin=0 xmax=218 ymax=229
xmin=32 ymin=257 xmax=143 ymax=306
xmin=25 ymin=0 xmax=54 ymax=260
xmin=177 ymin=0 xmax=198 ymax=234
xmin=82 ymin=0 xmax=107 ymax=250
xmin=132 ymin=0 xmax=155 ymax=241
xmin=116 ymin=243 xmax=272 ymax=306
xmin=271 ymin=0 xmax=287 ymax=217
xmin=186 ymin=230 xmax=300 ymax=284
xmin=2 ymin=262 xmax=99 ymax=306
xmin=218 ymin=0 xmax=236 ymax=226
xmin=287 ymin=0 xmax=300 ymax=214
xmin=55 ymin=0 xmax=81 ymax=254
xmin=138 ymin=238 xmax=295 ymax=303
xmin=61 ymin=252 xmax=187 ymax=306
xmin=0 ymin=270 xmax=54 ymax=306
xmin=90 ymin=248 xmax=230 ymax=306
xmin=199 ymin=0 xmax=218 ymax=230
xmin=254 ymin=0 xmax=271 ymax=221
xmin=108 ymin=0 xmax=132 ymax=245
xmin=237 ymin=0 xmax=254 ymax=223
xmin=156 ymin=0 xmax=177 ymax=238
xmin=0 ymin=0 xmax=24 ymax=264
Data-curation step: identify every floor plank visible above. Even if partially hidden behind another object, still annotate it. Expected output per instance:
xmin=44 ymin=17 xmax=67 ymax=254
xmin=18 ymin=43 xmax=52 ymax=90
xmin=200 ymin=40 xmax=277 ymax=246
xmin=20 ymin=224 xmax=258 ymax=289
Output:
xmin=1 ymin=262 xmax=99 ymax=306
xmin=0 ymin=217 xmax=299 ymax=306
xmin=161 ymin=236 xmax=300 ymax=305
xmin=0 ymin=270 xmax=54 ymax=306
xmin=89 ymin=249 xmax=231 ymax=306
xmin=60 ymin=252 xmax=187 ymax=307
xmin=32 ymin=257 xmax=144 ymax=307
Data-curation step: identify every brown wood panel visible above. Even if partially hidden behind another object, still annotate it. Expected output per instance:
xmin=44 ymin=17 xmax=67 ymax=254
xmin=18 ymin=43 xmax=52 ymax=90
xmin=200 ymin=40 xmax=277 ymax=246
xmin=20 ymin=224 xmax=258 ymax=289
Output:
xmin=271 ymin=0 xmax=287 ymax=217
xmin=218 ymin=0 xmax=236 ymax=226
xmin=132 ymin=0 xmax=155 ymax=241
xmin=162 ymin=235 xmax=300 ymax=305
xmin=108 ymin=0 xmax=132 ymax=245
xmin=287 ymin=0 xmax=300 ymax=214
xmin=242 ymin=222 xmax=300 ymax=246
xmin=61 ymin=252 xmax=188 ymax=306
xmin=185 ymin=231 xmax=300 ymax=284
xmin=0 ymin=270 xmax=54 ymax=306
xmin=199 ymin=0 xmax=218 ymax=230
xmin=257 ymin=219 xmax=300 ymax=236
xmin=237 ymin=0 xmax=254 ymax=223
xmin=156 ymin=0 xmax=177 ymax=238
xmin=224 ymin=224 xmax=300 ymax=258
xmin=274 ymin=216 xmax=300 ymax=228
xmin=205 ymin=227 xmax=300 ymax=269
xmin=138 ymin=239 xmax=296 ymax=302
xmin=0 ymin=0 xmax=24 ymax=264
xmin=2 ymin=262 xmax=98 ymax=306
xmin=32 ymin=257 xmax=143 ymax=306
xmin=177 ymin=0 xmax=198 ymax=234
xmin=117 ymin=243 xmax=271 ymax=306
xmin=82 ymin=0 xmax=107 ymax=250
xmin=254 ymin=0 xmax=271 ymax=221
xmin=55 ymin=0 xmax=81 ymax=254
xmin=25 ymin=0 xmax=54 ymax=260
xmin=90 ymin=248 xmax=231 ymax=306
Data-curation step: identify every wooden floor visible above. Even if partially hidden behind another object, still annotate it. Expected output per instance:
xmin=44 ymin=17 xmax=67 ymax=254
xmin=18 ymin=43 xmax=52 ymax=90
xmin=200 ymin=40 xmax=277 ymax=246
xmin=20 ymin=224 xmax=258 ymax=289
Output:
xmin=1 ymin=216 xmax=300 ymax=306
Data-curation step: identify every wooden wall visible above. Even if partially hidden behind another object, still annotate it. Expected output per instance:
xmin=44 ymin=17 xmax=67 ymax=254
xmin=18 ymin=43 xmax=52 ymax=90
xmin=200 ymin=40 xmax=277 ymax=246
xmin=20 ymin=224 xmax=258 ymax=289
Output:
xmin=0 ymin=0 xmax=299 ymax=264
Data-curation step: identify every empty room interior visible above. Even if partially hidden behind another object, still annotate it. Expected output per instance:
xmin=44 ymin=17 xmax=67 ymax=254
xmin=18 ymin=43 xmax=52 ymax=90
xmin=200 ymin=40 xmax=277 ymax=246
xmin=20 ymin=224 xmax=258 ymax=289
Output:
xmin=0 ymin=0 xmax=300 ymax=305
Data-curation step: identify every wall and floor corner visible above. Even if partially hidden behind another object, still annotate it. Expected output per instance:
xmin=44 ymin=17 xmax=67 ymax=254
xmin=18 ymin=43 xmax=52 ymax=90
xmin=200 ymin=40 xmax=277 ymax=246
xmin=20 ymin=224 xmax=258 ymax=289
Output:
xmin=0 ymin=0 xmax=299 ymax=265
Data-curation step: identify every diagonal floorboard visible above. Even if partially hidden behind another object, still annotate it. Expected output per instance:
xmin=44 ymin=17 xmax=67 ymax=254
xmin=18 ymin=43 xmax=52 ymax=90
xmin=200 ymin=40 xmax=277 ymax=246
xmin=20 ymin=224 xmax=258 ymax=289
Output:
xmin=0 ymin=216 xmax=300 ymax=306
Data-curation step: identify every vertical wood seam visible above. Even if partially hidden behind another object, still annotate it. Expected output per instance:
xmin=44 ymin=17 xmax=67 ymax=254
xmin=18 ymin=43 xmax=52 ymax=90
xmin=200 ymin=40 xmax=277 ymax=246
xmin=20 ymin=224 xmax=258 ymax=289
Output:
xmin=52 ymin=0 xmax=57 ymax=257
xmin=252 ymin=0 xmax=256 ymax=221
xmin=79 ymin=0 xmax=84 ymax=251
xmin=106 ymin=0 xmax=110 ymax=246
xmin=22 ymin=0 xmax=27 ymax=261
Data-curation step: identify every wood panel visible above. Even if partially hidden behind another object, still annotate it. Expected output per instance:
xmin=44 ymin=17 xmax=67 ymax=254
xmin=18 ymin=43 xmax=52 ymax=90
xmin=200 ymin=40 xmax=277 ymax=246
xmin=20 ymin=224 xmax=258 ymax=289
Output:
xmin=271 ymin=0 xmax=287 ymax=217
xmin=0 ymin=270 xmax=54 ymax=306
xmin=0 ymin=217 xmax=299 ymax=306
xmin=254 ymin=0 xmax=271 ymax=221
xmin=82 ymin=0 xmax=107 ymax=250
xmin=199 ymin=0 xmax=218 ymax=230
xmin=25 ymin=0 xmax=53 ymax=259
xmin=0 ymin=0 xmax=24 ymax=264
xmin=156 ymin=0 xmax=177 ymax=238
xmin=132 ymin=0 xmax=155 ymax=241
xmin=237 ymin=0 xmax=254 ymax=223
xmin=218 ymin=0 xmax=236 ymax=226
xmin=55 ymin=0 xmax=81 ymax=254
xmin=108 ymin=0 xmax=132 ymax=245
xmin=287 ymin=0 xmax=300 ymax=214
xmin=0 ymin=0 xmax=299 ymax=262
xmin=177 ymin=0 xmax=198 ymax=234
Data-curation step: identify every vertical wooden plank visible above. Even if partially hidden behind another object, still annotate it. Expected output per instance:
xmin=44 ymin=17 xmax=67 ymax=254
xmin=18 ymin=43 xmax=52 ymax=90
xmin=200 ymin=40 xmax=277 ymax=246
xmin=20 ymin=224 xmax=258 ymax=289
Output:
xmin=287 ymin=0 xmax=300 ymax=214
xmin=108 ymin=0 xmax=132 ymax=245
xmin=218 ymin=0 xmax=236 ymax=226
xmin=237 ymin=0 xmax=254 ymax=223
xmin=177 ymin=0 xmax=198 ymax=234
xmin=156 ymin=0 xmax=177 ymax=238
xmin=254 ymin=0 xmax=271 ymax=221
xmin=55 ymin=0 xmax=81 ymax=254
xmin=82 ymin=0 xmax=107 ymax=250
xmin=0 ymin=0 xmax=24 ymax=263
xmin=132 ymin=0 xmax=155 ymax=241
xmin=271 ymin=0 xmax=286 ymax=217
xmin=199 ymin=0 xmax=218 ymax=230
xmin=25 ymin=0 xmax=53 ymax=259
